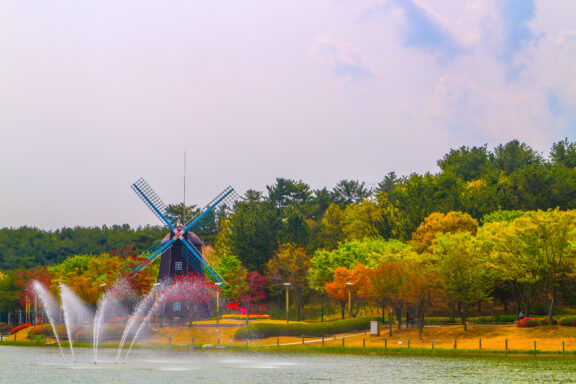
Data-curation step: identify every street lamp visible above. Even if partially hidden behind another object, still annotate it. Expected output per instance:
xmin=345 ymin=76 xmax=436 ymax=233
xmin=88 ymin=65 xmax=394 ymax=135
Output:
xmin=346 ymin=283 xmax=353 ymax=319
xmin=214 ymin=282 xmax=222 ymax=329
xmin=283 ymin=283 xmax=291 ymax=324
xmin=320 ymin=288 xmax=324 ymax=323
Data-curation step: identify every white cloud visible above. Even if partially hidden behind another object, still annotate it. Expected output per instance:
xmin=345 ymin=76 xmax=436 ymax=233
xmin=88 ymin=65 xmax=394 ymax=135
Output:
xmin=313 ymin=36 xmax=379 ymax=82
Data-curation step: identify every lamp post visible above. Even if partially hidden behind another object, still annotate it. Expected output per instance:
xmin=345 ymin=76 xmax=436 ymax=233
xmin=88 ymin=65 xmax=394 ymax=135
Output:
xmin=34 ymin=294 xmax=37 ymax=326
xmin=214 ymin=282 xmax=222 ymax=329
xmin=283 ymin=283 xmax=291 ymax=324
xmin=346 ymin=283 xmax=353 ymax=319
xmin=320 ymin=288 xmax=324 ymax=323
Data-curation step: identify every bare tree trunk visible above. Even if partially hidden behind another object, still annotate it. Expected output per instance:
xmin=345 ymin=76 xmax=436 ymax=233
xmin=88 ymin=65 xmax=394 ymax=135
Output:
xmin=396 ymin=304 xmax=402 ymax=330
xmin=462 ymin=302 xmax=468 ymax=332
xmin=548 ymin=290 xmax=555 ymax=323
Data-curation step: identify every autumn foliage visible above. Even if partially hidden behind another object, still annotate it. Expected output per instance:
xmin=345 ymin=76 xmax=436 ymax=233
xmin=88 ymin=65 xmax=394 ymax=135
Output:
xmin=411 ymin=211 xmax=478 ymax=253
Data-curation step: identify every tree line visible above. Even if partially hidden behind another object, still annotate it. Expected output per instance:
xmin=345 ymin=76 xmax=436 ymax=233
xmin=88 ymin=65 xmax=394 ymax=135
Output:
xmin=1 ymin=139 xmax=576 ymax=321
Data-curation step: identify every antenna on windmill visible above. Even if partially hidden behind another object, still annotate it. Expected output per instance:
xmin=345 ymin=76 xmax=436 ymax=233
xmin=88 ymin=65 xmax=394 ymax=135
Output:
xmin=183 ymin=151 xmax=186 ymax=207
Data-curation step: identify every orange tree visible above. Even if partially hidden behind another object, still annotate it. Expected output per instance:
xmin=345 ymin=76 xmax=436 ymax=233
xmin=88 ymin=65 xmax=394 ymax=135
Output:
xmin=325 ymin=264 xmax=370 ymax=319
xmin=15 ymin=268 xmax=54 ymax=309
xmin=367 ymin=262 xmax=404 ymax=335
xmin=400 ymin=261 xmax=440 ymax=339
xmin=49 ymin=253 xmax=158 ymax=304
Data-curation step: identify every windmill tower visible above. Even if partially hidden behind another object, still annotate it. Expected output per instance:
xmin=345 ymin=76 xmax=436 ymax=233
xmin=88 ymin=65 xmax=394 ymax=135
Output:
xmin=129 ymin=178 xmax=238 ymax=284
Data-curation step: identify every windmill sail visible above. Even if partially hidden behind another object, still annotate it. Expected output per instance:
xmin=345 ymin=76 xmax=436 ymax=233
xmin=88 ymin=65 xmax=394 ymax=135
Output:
xmin=131 ymin=178 xmax=175 ymax=229
xmin=183 ymin=186 xmax=239 ymax=232
xmin=128 ymin=181 xmax=240 ymax=286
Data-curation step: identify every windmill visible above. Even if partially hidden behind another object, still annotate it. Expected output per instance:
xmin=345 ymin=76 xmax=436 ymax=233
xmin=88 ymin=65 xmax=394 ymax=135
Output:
xmin=129 ymin=178 xmax=239 ymax=285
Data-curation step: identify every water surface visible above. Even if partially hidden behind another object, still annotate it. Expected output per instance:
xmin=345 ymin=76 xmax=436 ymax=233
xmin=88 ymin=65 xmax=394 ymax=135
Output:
xmin=1 ymin=346 xmax=575 ymax=384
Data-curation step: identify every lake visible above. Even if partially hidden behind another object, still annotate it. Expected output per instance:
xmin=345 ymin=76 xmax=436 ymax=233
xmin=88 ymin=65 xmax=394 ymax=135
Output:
xmin=1 ymin=346 xmax=575 ymax=383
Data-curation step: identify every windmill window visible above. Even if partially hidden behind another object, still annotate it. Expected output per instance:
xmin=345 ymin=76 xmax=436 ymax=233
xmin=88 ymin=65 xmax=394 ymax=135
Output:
xmin=174 ymin=302 xmax=181 ymax=311
xmin=175 ymin=262 xmax=183 ymax=271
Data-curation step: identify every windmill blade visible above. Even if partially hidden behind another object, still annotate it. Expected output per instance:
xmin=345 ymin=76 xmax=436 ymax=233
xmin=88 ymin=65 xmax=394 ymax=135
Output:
xmin=181 ymin=237 xmax=226 ymax=285
xmin=131 ymin=178 xmax=176 ymax=230
xmin=183 ymin=186 xmax=239 ymax=233
xmin=129 ymin=238 xmax=177 ymax=277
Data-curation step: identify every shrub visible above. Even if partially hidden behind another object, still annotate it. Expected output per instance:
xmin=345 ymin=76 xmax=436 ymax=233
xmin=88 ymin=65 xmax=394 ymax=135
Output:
xmin=234 ymin=318 xmax=370 ymax=340
xmin=75 ymin=325 xmax=128 ymax=342
xmin=424 ymin=317 xmax=452 ymax=324
xmin=27 ymin=324 xmax=54 ymax=338
xmin=222 ymin=314 xmax=270 ymax=320
xmin=517 ymin=317 xmax=557 ymax=328
xmin=468 ymin=315 xmax=517 ymax=323
xmin=558 ymin=316 xmax=576 ymax=327
xmin=10 ymin=323 xmax=32 ymax=334
xmin=27 ymin=324 xmax=93 ymax=340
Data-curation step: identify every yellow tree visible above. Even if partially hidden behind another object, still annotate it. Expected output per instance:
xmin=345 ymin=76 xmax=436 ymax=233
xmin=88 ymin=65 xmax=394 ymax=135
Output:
xmin=412 ymin=211 xmax=478 ymax=253
xmin=342 ymin=200 xmax=385 ymax=241
xmin=317 ymin=203 xmax=345 ymax=250
xmin=266 ymin=243 xmax=312 ymax=321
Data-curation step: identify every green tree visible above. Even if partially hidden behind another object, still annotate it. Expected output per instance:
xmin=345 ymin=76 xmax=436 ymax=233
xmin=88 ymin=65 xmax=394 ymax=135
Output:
xmin=331 ymin=180 xmax=371 ymax=207
xmin=266 ymin=178 xmax=312 ymax=211
xmin=492 ymin=140 xmax=543 ymax=174
xmin=224 ymin=199 xmax=281 ymax=273
xmin=550 ymin=138 xmax=576 ymax=168
xmin=341 ymin=200 xmax=386 ymax=241
xmin=496 ymin=210 xmax=576 ymax=320
xmin=278 ymin=208 xmax=311 ymax=247
xmin=432 ymin=232 xmax=491 ymax=331
xmin=165 ymin=203 xmax=201 ymax=225
xmin=437 ymin=145 xmax=493 ymax=181
xmin=308 ymin=238 xmax=408 ymax=290
xmin=211 ymin=252 xmax=249 ymax=300
xmin=315 ymin=203 xmax=345 ymax=250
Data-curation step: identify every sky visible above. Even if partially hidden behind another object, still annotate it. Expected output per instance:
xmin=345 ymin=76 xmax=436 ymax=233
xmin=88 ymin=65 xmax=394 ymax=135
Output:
xmin=1 ymin=0 xmax=575 ymax=230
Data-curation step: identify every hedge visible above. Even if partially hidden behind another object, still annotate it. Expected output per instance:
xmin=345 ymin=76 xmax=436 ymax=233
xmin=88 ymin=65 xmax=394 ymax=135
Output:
xmin=76 ymin=326 xmax=126 ymax=342
xmin=468 ymin=315 xmax=517 ymax=323
xmin=423 ymin=315 xmax=517 ymax=324
xmin=558 ymin=316 xmax=576 ymax=326
xmin=235 ymin=318 xmax=370 ymax=340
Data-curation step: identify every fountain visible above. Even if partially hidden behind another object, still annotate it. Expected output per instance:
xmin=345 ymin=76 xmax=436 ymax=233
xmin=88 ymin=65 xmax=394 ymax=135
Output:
xmin=29 ymin=276 xmax=218 ymax=364
xmin=59 ymin=284 xmax=94 ymax=360
xmin=115 ymin=289 xmax=156 ymax=362
xmin=32 ymin=281 xmax=66 ymax=360
xmin=93 ymin=279 xmax=133 ymax=363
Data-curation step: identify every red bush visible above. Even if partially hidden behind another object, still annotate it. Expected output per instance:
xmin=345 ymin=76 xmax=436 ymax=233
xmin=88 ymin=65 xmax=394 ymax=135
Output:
xmin=10 ymin=323 xmax=32 ymax=334
xmin=517 ymin=317 xmax=557 ymax=328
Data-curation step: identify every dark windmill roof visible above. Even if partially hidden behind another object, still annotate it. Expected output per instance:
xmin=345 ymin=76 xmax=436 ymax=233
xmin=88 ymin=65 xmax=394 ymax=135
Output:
xmin=161 ymin=225 xmax=203 ymax=247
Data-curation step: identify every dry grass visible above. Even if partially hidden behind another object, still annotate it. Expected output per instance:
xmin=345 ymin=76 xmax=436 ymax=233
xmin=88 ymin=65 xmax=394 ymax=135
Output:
xmin=5 ymin=322 xmax=576 ymax=353
xmin=250 ymin=324 xmax=576 ymax=352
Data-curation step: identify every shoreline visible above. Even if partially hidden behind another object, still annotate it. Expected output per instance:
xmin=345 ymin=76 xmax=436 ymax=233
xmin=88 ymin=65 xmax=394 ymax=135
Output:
xmin=2 ymin=340 xmax=576 ymax=359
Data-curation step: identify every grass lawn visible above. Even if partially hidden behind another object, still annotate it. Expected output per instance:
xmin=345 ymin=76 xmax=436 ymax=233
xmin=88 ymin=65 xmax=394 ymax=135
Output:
xmin=3 ymin=321 xmax=576 ymax=354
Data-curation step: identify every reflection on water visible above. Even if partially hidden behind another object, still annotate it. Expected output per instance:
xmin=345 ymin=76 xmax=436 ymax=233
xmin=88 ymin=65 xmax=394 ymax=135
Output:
xmin=2 ymin=346 xmax=576 ymax=384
